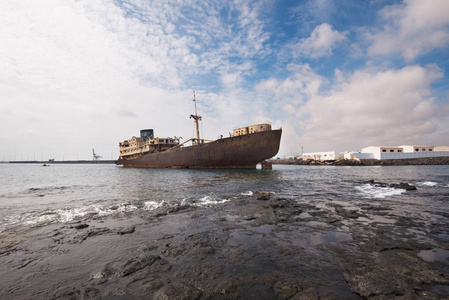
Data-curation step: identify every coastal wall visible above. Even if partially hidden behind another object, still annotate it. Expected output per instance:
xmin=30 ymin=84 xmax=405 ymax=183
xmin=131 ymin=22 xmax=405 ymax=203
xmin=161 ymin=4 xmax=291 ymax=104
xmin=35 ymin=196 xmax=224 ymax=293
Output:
xmin=272 ymin=156 xmax=449 ymax=166
xmin=353 ymin=151 xmax=449 ymax=160
xmin=4 ymin=160 xmax=117 ymax=164
xmin=378 ymin=151 xmax=449 ymax=160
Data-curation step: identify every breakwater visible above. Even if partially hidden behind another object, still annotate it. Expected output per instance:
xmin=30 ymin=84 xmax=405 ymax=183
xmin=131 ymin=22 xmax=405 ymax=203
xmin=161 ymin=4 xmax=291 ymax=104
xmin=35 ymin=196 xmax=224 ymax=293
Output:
xmin=3 ymin=160 xmax=116 ymax=164
xmin=273 ymin=156 xmax=449 ymax=166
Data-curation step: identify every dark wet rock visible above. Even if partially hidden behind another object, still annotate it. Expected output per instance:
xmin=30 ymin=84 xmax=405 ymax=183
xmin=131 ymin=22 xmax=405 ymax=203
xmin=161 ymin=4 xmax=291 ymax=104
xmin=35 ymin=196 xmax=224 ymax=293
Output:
xmin=120 ymin=255 xmax=161 ymax=277
xmin=2 ymin=190 xmax=448 ymax=299
xmin=390 ymin=182 xmax=417 ymax=190
xmin=272 ymin=277 xmax=305 ymax=299
xmin=157 ymin=234 xmax=174 ymax=240
xmin=364 ymin=180 xmax=417 ymax=191
xmin=166 ymin=204 xmax=191 ymax=213
xmin=327 ymin=218 xmax=341 ymax=224
xmin=346 ymin=249 xmax=449 ymax=299
xmin=335 ymin=208 xmax=363 ymax=219
xmin=270 ymin=199 xmax=293 ymax=209
xmin=74 ymin=228 xmax=111 ymax=243
xmin=395 ymin=216 xmax=425 ymax=227
xmin=153 ymin=283 xmax=202 ymax=300
xmin=360 ymin=203 xmax=392 ymax=212
xmin=143 ymin=279 xmax=165 ymax=292
xmin=154 ymin=212 xmax=168 ymax=217
xmin=116 ymin=226 xmax=135 ymax=235
xmin=257 ymin=192 xmax=271 ymax=200
xmin=52 ymin=227 xmax=112 ymax=244
xmin=150 ymin=257 xmax=172 ymax=273
xmin=189 ymin=242 xmax=216 ymax=258
xmin=363 ymin=180 xmax=389 ymax=187
xmin=72 ymin=223 xmax=89 ymax=230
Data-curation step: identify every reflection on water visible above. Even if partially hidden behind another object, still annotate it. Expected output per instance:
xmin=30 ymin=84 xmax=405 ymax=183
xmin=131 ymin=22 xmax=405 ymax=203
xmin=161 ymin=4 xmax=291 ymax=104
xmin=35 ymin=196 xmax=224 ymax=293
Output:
xmin=419 ymin=248 xmax=449 ymax=262
xmin=294 ymin=231 xmax=352 ymax=248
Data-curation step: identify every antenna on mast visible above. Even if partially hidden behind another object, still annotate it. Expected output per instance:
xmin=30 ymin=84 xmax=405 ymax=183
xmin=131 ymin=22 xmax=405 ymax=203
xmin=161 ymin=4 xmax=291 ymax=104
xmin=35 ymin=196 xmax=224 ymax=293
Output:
xmin=190 ymin=91 xmax=202 ymax=145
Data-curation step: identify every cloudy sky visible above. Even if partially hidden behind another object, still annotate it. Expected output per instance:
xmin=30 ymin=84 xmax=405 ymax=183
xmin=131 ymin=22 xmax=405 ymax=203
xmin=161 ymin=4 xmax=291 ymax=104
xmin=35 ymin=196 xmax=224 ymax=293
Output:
xmin=1 ymin=0 xmax=448 ymax=161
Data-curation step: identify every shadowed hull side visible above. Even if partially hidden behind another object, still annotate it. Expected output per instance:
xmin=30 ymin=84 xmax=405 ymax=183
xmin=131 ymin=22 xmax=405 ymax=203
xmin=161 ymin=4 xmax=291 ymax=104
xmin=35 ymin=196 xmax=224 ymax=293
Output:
xmin=116 ymin=129 xmax=282 ymax=168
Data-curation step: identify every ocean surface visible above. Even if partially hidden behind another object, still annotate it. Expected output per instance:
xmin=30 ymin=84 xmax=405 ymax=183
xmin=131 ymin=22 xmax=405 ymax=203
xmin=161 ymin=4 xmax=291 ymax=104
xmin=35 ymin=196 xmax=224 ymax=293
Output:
xmin=1 ymin=163 xmax=448 ymax=238
xmin=1 ymin=163 xmax=449 ymax=298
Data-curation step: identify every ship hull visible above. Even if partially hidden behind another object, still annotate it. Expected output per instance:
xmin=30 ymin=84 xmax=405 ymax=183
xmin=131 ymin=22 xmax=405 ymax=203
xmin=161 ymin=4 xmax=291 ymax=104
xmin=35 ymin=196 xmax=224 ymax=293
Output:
xmin=116 ymin=129 xmax=282 ymax=168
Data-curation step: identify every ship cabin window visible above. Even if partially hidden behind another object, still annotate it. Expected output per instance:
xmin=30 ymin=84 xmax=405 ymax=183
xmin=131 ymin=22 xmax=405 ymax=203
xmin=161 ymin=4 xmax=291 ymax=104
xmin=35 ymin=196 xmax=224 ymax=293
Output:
xmin=421 ymin=149 xmax=426 ymax=151
xmin=398 ymin=150 xmax=402 ymax=152
xmin=382 ymin=149 xmax=386 ymax=152
xmin=415 ymin=148 xmax=419 ymax=151
xmin=390 ymin=150 xmax=394 ymax=152
xmin=429 ymin=149 xmax=433 ymax=151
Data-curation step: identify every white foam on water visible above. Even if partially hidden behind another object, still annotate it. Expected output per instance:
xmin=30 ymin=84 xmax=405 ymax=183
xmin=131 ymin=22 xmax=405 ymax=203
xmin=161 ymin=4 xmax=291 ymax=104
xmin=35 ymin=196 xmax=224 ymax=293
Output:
xmin=6 ymin=202 xmax=139 ymax=229
xmin=416 ymin=181 xmax=438 ymax=187
xmin=22 ymin=213 xmax=57 ymax=226
xmin=355 ymin=184 xmax=406 ymax=199
xmin=190 ymin=195 xmax=229 ymax=207
xmin=57 ymin=203 xmax=138 ymax=222
xmin=241 ymin=191 xmax=253 ymax=196
xmin=143 ymin=200 xmax=166 ymax=210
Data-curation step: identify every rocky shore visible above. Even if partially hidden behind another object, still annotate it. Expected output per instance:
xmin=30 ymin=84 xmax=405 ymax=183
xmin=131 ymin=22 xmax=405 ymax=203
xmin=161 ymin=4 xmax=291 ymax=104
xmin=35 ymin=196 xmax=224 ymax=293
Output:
xmin=273 ymin=156 xmax=449 ymax=166
xmin=1 ymin=188 xmax=448 ymax=299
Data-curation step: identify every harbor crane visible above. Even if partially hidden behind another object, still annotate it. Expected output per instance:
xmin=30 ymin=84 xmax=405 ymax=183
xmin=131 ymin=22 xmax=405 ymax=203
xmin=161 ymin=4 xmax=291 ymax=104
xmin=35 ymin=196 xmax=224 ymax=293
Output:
xmin=92 ymin=149 xmax=102 ymax=161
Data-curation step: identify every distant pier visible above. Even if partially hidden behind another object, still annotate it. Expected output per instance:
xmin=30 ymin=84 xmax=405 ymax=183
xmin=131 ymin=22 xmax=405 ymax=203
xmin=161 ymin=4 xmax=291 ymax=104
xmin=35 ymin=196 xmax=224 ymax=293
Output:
xmin=1 ymin=160 xmax=117 ymax=164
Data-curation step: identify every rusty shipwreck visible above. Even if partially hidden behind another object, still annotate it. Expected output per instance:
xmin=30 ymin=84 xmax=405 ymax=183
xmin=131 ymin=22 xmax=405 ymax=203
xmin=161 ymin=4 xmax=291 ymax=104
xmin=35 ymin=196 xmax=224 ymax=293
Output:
xmin=116 ymin=94 xmax=282 ymax=169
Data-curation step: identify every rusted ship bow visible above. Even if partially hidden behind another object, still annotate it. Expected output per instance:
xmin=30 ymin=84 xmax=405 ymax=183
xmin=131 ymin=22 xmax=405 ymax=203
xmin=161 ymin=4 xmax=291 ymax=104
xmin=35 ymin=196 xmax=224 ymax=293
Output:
xmin=116 ymin=93 xmax=282 ymax=169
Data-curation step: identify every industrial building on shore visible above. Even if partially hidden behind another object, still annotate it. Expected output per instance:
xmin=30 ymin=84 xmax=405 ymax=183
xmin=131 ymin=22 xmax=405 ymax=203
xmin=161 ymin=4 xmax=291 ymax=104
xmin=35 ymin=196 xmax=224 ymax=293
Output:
xmin=302 ymin=145 xmax=449 ymax=161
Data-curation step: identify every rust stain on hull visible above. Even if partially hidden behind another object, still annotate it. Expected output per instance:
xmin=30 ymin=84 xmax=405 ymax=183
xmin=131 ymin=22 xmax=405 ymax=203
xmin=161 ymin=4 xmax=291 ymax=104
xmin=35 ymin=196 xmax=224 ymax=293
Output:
xmin=117 ymin=129 xmax=282 ymax=169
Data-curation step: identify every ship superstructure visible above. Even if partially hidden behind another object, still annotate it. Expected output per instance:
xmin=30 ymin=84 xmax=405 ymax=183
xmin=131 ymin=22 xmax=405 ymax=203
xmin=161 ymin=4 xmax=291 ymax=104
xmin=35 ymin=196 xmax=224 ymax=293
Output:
xmin=119 ymin=129 xmax=181 ymax=160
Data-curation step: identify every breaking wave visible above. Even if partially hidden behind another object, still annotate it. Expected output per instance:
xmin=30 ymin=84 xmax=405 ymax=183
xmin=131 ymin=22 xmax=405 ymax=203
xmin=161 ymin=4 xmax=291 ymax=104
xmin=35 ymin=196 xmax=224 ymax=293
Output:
xmin=1 ymin=202 xmax=138 ymax=230
xmin=186 ymin=195 xmax=230 ymax=207
xmin=143 ymin=200 xmax=166 ymax=210
xmin=355 ymin=184 xmax=406 ymax=199
xmin=416 ymin=181 xmax=438 ymax=187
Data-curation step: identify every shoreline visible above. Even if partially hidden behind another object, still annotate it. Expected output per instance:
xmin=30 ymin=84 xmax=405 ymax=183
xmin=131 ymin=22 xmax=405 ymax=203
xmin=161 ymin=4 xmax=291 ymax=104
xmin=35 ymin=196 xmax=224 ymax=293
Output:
xmin=272 ymin=156 xmax=449 ymax=166
xmin=2 ymin=157 xmax=449 ymax=167
xmin=1 ymin=160 xmax=117 ymax=164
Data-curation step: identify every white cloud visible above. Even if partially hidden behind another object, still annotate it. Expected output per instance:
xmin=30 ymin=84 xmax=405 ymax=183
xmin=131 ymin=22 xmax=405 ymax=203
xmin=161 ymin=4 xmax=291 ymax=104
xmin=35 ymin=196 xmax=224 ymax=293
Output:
xmin=0 ymin=0 xmax=447 ymax=161
xmin=368 ymin=0 xmax=449 ymax=61
xmin=299 ymin=64 xmax=446 ymax=151
xmin=256 ymin=63 xmax=447 ymax=154
xmin=296 ymin=23 xmax=348 ymax=59
xmin=0 ymin=0 xmax=202 ymax=159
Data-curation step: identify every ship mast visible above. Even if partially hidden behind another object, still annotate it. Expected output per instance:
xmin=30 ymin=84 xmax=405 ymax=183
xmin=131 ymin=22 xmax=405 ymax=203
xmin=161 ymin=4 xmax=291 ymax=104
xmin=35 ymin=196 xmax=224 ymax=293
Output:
xmin=190 ymin=91 xmax=202 ymax=145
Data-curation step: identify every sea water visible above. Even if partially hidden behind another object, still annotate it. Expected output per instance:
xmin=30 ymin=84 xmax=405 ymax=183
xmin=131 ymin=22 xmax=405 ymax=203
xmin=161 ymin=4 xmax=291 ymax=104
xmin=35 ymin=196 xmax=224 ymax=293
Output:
xmin=1 ymin=163 xmax=449 ymax=299
xmin=1 ymin=163 xmax=448 ymax=235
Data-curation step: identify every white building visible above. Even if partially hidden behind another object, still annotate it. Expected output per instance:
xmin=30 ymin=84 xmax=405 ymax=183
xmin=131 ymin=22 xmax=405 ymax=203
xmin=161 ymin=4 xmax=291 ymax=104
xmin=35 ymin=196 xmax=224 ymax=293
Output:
xmin=435 ymin=146 xmax=449 ymax=152
xmin=344 ymin=151 xmax=373 ymax=160
xmin=303 ymin=151 xmax=342 ymax=161
xmin=362 ymin=146 xmax=404 ymax=155
xmin=399 ymin=145 xmax=434 ymax=152
xmin=351 ymin=145 xmax=449 ymax=160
